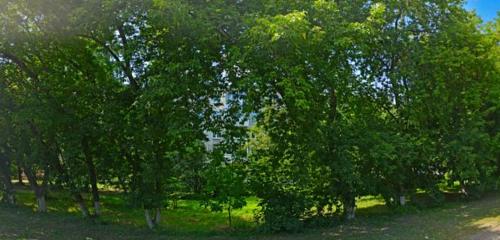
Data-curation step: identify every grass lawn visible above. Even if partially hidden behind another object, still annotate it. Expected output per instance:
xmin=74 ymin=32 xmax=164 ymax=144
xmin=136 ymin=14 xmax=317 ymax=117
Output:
xmin=0 ymin=187 xmax=499 ymax=240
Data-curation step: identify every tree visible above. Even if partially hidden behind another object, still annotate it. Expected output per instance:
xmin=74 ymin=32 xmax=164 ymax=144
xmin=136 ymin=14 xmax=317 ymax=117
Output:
xmin=202 ymin=152 xmax=247 ymax=228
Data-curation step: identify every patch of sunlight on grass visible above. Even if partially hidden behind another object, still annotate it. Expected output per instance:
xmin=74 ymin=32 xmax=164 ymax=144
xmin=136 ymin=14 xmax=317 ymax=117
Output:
xmin=232 ymin=197 xmax=260 ymax=221
xmin=472 ymin=216 xmax=500 ymax=229
xmin=67 ymin=206 xmax=79 ymax=213
xmin=356 ymin=195 xmax=390 ymax=216
xmin=97 ymin=183 xmax=122 ymax=192
xmin=159 ymin=197 xmax=259 ymax=234
xmin=357 ymin=196 xmax=386 ymax=209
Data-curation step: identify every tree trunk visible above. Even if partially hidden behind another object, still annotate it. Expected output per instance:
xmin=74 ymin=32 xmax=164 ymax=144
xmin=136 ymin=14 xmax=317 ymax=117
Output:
xmin=227 ymin=206 xmax=232 ymax=228
xmin=24 ymin=167 xmax=47 ymax=212
xmin=345 ymin=205 xmax=356 ymax=220
xmin=17 ymin=166 xmax=24 ymax=186
xmin=0 ymin=181 xmax=15 ymax=205
xmin=53 ymin=152 xmax=91 ymax=218
xmin=154 ymin=208 xmax=161 ymax=225
xmin=460 ymin=181 xmax=469 ymax=197
xmin=145 ymin=209 xmax=156 ymax=229
xmin=317 ymin=204 xmax=323 ymax=217
xmin=6 ymin=192 xmax=15 ymax=205
xmin=399 ymin=195 xmax=406 ymax=206
xmin=144 ymin=208 xmax=162 ymax=229
xmin=0 ymin=154 xmax=15 ymax=205
xmin=94 ymin=201 xmax=101 ymax=216
xmin=82 ymin=138 xmax=100 ymax=216
xmin=344 ymin=197 xmax=356 ymax=220
xmin=74 ymin=193 xmax=90 ymax=218
xmin=36 ymin=195 xmax=47 ymax=212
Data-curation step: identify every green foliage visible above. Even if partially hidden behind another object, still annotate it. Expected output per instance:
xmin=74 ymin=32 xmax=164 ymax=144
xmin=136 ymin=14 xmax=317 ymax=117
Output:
xmin=202 ymin=155 xmax=247 ymax=227
xmin=0 ymin=0 xmax=499 ymax=234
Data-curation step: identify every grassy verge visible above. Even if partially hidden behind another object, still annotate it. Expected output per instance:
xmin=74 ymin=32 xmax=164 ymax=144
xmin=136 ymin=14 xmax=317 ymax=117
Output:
xmin=0 ymin=187 xmax=498 ymax=239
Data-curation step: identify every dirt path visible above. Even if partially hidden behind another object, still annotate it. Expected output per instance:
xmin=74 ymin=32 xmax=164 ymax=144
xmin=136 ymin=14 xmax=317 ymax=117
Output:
xmin=469 ymin=218 xmax=500 ymax=240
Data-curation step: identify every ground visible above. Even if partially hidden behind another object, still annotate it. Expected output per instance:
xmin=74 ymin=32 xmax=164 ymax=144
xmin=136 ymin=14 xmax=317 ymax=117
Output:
xmin=0 ymin=188 xmax=498 ymax=240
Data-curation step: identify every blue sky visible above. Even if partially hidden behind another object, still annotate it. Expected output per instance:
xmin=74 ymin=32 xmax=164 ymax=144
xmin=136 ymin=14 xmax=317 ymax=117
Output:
xmin=465 ymin=0 xmax=500 ymax=22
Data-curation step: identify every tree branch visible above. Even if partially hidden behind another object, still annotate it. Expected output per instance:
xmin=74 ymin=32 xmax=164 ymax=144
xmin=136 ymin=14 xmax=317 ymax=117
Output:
xmin=0 ymin=51 xmax=39 ymax=81
xmin=77 ymin=34 xmax=125 ymax=70
xmin=117 ymin=24 xmax=139 ymax=90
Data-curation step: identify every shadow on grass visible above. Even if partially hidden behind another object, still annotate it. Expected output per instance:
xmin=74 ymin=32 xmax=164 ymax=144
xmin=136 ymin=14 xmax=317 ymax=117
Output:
xmin=292 ymin=192 xmax=500 ymax=240
xmin=12 ymin=185 xmax=259 ymax=239
xmin=8 ymin=186 xmax=500 ymax=240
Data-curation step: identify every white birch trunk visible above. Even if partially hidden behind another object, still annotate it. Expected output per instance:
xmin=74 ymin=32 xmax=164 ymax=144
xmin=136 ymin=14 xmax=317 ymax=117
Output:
xmin=7 ymin=193 xmax=15 ymax=205
xmin=154 ymin=208 xmax=161 ymax=225
xmin=145 ymin=209 xmax=156 ymax=229
xmin=399 ymin=195 xmax=406 ymax=206
xmin=78 ymin=202 xmax=90 ymax=217
xmin=346 ymin=205 xmax=356 ymax=220
xmin=37 ymin=196 xmax=47 ymax=213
